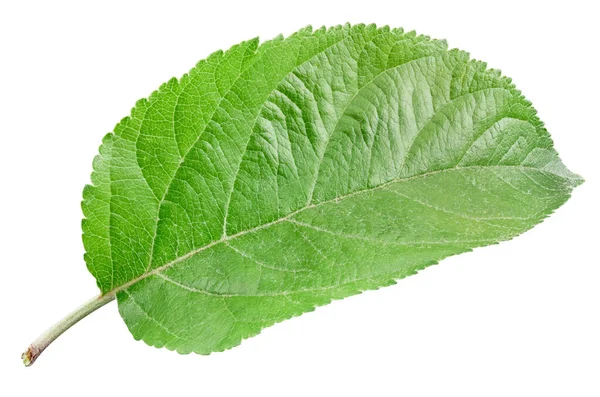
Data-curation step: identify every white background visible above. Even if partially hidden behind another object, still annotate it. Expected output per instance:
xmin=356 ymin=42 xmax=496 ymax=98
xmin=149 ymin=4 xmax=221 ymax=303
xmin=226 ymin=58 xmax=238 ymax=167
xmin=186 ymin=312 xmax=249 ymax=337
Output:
xmin=1 ymin=1 xmax=598 ymax=396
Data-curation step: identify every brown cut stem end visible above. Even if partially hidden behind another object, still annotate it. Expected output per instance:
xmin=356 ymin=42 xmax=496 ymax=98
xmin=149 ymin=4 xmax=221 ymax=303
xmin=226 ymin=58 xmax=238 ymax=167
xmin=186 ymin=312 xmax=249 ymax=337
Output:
xmin=22 ymin=345 xmax=39 ymax=367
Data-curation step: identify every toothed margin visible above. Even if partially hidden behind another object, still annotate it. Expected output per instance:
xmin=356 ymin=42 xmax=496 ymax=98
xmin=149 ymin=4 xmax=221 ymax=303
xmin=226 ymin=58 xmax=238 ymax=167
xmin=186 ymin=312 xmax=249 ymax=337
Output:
xmin=81 ymin=24 xmax=583 ymax=355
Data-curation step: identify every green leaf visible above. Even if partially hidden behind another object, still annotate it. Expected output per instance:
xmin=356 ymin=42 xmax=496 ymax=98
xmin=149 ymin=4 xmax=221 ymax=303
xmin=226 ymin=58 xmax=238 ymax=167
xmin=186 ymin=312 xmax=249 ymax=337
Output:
xmin=82 ymin=24 xmax=581 ymax=354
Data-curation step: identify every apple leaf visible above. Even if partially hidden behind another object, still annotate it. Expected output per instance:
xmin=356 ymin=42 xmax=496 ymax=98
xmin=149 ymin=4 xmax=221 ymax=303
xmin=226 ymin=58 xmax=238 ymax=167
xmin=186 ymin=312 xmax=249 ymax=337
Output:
xmin=24 ymin=24 xmax=582 ymax=365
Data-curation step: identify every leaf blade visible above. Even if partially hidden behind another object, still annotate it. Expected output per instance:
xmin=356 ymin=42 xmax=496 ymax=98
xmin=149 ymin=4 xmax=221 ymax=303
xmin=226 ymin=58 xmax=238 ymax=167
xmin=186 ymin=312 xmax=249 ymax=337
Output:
xmin=82 ymin=24 xmax=582 ymax=354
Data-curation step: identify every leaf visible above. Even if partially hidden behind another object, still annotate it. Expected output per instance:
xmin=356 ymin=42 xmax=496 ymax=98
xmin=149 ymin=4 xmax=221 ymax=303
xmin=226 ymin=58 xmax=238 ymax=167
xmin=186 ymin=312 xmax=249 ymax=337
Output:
xmin=81 ymin=24 xmax=582 ymax=355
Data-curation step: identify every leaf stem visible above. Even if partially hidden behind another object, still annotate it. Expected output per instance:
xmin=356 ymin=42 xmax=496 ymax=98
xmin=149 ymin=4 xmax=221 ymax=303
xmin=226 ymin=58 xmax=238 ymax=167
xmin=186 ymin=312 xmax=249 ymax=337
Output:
xmin=22 ymin=292 xmax=115 ymax=367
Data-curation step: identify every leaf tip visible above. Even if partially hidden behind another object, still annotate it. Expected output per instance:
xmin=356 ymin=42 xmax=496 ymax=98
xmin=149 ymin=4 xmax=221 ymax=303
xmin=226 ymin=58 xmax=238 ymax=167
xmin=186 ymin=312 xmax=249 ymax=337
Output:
xmin=569 ymin=173 xmax=585 ymax=188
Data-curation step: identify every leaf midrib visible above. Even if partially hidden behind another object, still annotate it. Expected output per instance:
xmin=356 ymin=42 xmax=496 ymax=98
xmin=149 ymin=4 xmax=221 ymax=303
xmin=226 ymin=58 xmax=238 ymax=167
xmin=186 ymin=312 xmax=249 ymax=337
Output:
xmin=106 ymin=164 xmax=571 ymax=299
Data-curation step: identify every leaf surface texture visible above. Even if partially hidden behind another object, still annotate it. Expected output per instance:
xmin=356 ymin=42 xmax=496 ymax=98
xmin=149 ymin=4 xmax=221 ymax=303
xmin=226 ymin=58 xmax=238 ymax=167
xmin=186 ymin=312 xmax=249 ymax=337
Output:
xmin=82 ymin=24 xmax=582 ymax=353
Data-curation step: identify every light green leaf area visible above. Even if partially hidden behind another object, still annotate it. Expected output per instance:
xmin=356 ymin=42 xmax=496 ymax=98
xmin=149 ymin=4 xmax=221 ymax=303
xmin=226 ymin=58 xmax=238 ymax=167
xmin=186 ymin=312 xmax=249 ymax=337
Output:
xmin=82 ymin=24 xmax=582 ymax=354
